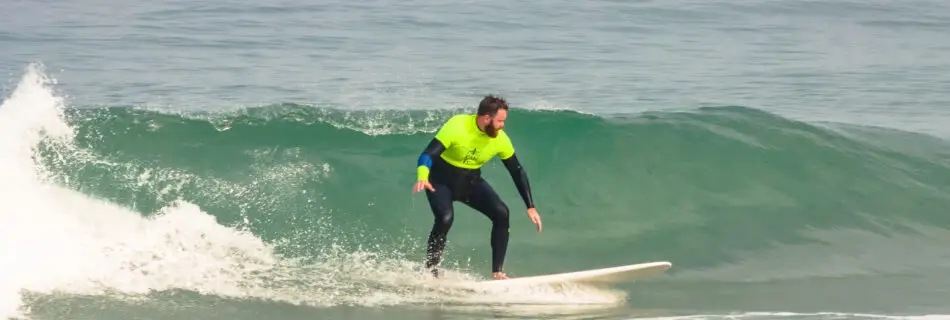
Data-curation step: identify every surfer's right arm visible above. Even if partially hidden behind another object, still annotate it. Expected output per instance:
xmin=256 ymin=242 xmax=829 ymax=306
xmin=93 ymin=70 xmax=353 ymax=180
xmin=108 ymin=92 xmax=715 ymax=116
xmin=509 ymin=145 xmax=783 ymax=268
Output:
xmin=414 ymin=118 xmax=457 ymax=193
xmin=416 ymin=138 xmax=446 ymax=182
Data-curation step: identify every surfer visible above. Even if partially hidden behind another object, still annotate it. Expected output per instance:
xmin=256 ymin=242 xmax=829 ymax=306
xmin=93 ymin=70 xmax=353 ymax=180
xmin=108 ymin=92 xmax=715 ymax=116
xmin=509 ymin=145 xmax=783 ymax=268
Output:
xmin=412 ymin=95 xmax=542 ymax=280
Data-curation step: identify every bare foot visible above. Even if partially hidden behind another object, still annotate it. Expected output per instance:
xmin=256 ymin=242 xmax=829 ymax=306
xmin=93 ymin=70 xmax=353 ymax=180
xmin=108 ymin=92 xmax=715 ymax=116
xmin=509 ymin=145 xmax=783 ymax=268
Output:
xmin=492 ymin=272 xmax=509 ymax=280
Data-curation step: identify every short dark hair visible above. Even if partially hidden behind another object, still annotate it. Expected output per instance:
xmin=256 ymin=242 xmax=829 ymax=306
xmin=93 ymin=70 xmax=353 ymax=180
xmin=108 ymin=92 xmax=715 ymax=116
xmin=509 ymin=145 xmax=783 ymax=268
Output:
xmin=477 ymin=95 xmax=509 ymax=116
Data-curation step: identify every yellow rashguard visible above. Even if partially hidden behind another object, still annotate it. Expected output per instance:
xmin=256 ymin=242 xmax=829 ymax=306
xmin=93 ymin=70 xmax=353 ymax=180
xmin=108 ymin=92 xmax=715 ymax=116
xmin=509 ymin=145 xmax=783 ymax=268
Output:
xmin=417 ymin=114 xmax=515 ymax=181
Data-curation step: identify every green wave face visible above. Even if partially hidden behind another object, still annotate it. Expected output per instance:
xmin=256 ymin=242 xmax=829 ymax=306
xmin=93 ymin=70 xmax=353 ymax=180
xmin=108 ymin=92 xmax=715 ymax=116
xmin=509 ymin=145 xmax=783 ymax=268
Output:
xmin=39 ymin=104 xmax=950 ymax=278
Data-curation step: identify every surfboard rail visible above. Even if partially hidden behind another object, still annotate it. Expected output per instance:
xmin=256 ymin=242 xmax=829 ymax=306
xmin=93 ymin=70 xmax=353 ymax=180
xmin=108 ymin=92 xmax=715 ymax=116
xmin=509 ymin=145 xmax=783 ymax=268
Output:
xmin=477 ymin=261 xmax=672 ymax=287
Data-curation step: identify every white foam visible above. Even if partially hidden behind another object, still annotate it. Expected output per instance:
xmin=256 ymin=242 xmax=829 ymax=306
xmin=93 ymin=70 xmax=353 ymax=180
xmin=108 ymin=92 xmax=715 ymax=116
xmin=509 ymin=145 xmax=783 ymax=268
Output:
xmin=0 ymin=63 xmax=284 ymax=317
xmin=0 ymin=62 xmax=78 ymax=318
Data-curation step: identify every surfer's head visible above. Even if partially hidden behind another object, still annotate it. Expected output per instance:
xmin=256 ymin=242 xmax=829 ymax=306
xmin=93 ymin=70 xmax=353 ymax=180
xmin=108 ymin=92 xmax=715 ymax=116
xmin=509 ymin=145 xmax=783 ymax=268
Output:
xmin=477 ymin=95 xmax=508 ymax=138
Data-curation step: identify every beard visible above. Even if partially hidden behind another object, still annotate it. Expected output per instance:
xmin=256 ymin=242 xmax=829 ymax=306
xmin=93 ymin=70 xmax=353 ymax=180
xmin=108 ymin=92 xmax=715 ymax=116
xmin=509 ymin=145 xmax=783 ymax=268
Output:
xmin=485 ymin=123 xmax=499 ymax=137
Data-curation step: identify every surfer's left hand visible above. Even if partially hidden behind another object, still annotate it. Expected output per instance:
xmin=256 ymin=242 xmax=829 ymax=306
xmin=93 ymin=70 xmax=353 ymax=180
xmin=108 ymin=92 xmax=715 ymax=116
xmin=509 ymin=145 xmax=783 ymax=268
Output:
xmin=527 ymin=208 xmax=542 ymax=232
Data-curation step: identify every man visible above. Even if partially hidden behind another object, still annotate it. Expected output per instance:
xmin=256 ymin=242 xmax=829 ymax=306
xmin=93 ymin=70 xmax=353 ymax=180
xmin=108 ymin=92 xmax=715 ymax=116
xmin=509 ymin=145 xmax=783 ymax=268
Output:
xmin=412 ymin=95 xmax=542 ymax=281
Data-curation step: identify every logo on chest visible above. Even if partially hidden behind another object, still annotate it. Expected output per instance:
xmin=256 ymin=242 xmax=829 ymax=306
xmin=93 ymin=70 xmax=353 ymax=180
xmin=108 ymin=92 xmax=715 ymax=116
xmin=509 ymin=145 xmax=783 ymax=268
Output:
xmin=463 ymin=147 xmax=480 ymax=164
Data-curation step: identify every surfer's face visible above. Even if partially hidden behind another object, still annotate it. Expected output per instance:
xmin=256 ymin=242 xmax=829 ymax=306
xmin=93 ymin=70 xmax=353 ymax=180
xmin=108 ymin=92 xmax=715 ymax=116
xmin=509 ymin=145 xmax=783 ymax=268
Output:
xmin=482 ymin=109 xmax=507 ymax=138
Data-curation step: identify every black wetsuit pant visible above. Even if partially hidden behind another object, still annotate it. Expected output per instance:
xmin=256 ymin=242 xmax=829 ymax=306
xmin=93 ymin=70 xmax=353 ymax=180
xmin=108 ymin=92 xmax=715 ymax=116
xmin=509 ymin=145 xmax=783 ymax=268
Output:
xmin=424 ymin=164 xmax=510 ymax=275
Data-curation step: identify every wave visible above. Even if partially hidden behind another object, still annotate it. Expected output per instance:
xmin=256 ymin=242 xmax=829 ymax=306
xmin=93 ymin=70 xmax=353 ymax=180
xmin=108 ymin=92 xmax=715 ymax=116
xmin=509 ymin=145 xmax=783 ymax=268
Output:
xmin=5 ymin=63 xmax=950 ymax=318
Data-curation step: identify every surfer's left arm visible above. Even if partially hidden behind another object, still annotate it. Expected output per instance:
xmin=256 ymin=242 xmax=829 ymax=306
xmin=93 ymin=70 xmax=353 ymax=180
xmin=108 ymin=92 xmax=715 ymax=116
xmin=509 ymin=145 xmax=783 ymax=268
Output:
xmin=498 ymin=133 xmax=541 ymax=231
xmin=498 ymin=133 xmax=534 ymax=209
xmin=501 ymin=154 xmax=535 ymax=209
xmin=502 ymin=153 xmax=542 ymax=232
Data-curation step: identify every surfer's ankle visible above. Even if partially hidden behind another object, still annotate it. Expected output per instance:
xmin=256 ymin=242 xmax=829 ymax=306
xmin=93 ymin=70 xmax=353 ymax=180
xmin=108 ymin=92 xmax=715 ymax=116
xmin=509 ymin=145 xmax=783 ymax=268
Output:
xmin=492 ymin=272 xmax=509 ymax=280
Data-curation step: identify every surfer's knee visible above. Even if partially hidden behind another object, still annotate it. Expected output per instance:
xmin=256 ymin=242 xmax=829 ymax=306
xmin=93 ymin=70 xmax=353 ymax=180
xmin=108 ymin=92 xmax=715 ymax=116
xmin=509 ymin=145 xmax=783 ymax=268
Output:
xmin=434 ymin=209 xmax=454 ymax=229
xmin=491 ymin=201 xmax=509 ymax=225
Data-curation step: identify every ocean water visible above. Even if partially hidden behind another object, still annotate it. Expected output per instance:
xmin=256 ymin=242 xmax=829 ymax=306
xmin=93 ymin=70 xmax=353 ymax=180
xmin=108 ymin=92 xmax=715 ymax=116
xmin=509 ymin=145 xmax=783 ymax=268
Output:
xmin=3 ymin=1 xmax=950 ymax=319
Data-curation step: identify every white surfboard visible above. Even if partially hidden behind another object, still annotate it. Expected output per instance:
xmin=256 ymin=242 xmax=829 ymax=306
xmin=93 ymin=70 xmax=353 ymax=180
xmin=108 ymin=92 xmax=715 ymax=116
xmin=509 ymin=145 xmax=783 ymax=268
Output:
xmin=474 ymin=261 xmax=672 ymax=287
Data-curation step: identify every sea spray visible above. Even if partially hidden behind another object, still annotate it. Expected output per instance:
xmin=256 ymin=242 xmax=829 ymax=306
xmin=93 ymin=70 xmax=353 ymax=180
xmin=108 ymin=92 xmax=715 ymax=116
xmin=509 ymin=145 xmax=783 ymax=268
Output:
xmin=0 ymin=63 xmax=78 ymax=318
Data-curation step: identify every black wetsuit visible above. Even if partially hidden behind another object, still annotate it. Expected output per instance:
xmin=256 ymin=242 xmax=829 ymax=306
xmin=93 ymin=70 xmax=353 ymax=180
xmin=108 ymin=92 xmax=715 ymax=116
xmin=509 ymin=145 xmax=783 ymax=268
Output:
xmin=417 ymin=134 xmax=534 ymax=275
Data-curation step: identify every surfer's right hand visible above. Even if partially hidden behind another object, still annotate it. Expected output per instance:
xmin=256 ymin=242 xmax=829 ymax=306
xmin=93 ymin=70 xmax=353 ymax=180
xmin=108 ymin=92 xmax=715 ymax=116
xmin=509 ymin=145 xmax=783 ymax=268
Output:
xmin=413 ymin=179 xmax=434 ymax=193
